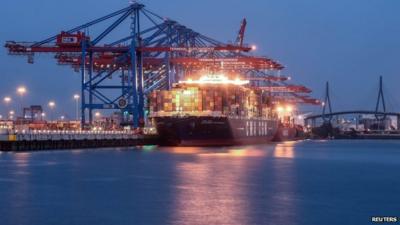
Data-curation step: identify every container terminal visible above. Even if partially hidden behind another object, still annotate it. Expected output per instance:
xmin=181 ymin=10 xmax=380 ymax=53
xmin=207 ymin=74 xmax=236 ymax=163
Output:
xmin=1 ymin=3 xmax=322 ymax=150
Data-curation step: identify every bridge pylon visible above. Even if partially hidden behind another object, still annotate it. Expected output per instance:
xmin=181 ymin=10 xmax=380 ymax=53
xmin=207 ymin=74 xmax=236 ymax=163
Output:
xmin=322 ymin=81 xmax=333 ymax=122
xmin=375 ymin=76 xmax=386 ymax=120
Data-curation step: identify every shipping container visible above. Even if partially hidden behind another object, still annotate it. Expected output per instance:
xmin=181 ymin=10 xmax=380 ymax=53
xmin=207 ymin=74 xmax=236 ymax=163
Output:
xmin=149 ymin=83 xmax=275 ymax=119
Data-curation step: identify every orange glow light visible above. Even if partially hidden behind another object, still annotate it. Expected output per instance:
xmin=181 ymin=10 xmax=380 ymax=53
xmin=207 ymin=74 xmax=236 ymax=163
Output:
xmin=179 ymin=74 xmax=249 ymax=85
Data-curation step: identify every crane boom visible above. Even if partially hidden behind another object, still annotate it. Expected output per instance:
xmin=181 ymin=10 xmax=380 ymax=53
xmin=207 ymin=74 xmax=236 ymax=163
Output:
xmin=235 ymin=18 xmax=247 ymax=47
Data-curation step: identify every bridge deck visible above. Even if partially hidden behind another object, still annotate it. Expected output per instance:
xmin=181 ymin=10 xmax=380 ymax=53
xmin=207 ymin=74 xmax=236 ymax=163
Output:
xmin=305 ymin=110 xmax=400 ymax=120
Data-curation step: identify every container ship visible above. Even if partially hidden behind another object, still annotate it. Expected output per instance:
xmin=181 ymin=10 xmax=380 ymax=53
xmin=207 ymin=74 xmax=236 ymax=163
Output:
xmin=148 ymin=74 xmax=279 ymax=146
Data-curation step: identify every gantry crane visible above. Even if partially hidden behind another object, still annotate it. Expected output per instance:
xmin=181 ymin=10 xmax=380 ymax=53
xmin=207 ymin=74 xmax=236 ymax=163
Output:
xmin=4 ymin=2 xmax=320 ymax=128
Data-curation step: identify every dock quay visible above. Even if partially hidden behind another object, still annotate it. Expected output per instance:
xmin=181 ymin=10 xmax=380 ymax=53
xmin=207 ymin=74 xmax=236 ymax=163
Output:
xmin=334 ymin=131 xmax=400 ymax=140
xmin=0 ymin=130 xmax=159 ymax=151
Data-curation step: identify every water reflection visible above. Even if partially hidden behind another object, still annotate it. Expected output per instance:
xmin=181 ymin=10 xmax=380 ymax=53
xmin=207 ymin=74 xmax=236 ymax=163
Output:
xmin=171 ymin=147 xmax=253 ymax=225
xmin=255 ymin=141 xmax=298 ymax=224
xmin=162 ymin=141 xmax=297 ymax=159
xmin=168 ymin=143 xmax=300 ymax=225
xmin=199 ymin=148 xmax=268 ymax=158
xmin=7 ymin=152 xmax=32 ymax=225
xmin=274 ymin=141 xmax=296 ymax=159
xmin=162 ymin=147 xmax=204 ymax=155
xmin=0 ymin=141 xmax=397 ymax=225
xmin=14 ymin=152 xmax=31 ymax=168
xmin=162 ymin=146 xmax=268 ymax=158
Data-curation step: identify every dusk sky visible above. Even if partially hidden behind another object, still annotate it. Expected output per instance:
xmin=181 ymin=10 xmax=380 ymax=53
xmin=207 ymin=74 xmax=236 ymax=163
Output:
xmin=1 ymin=0 xmax=400 ymax=118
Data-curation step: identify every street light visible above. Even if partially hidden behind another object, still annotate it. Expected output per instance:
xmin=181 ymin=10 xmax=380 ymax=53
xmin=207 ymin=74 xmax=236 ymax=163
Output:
xmin=9 ymin=110 xmax=15 ymax=120
xmin=94 ymin=112 xmax=101 ymax=129
xmin=73 ymin=94 xmax=80 ymax=122
xmin=3 ymin=97 xmax=12 ymax=120
xmin=17 ymin=86 xmax=27 ymax=96
xmin=16 ymin=86 xmax=27 ymax=117
xmin=48 ymin=101 xmax=56 ymax=121
xmin=48 ymin=101 xmax=55 ymax=108
xmin=3 ymin=97 xmax=11 ymax=104
xmin=41 ymin=112 xmax=46 ymax=120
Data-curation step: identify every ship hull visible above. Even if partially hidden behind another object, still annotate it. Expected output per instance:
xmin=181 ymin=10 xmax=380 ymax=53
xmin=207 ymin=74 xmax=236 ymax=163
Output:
xmin=153 ymin=116 xmax=279 ymax=146
xmin=273 ymin=126 xmax=304 ymax=142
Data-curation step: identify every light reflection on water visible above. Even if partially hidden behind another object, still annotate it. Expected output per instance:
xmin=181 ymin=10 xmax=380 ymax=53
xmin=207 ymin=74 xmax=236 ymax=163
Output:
xmin=0 ymin=140 xmax=399 ymax=225
xmin=172 ymin=150 xmax=252 ymax=225
xmin=166 ymin=142 xmax=299 ymax=225
xmin=14 ymin=152 xmax=31 ymax=168
xmin=8 ymin=152 xmax=31 ymax=225
xmin=274 ymin=141 xmax=296 ymax=159
xmin=162 ymin=141 xmax=299 ymax=158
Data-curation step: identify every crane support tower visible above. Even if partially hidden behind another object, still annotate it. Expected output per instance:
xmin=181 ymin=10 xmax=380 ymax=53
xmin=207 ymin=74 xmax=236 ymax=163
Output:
xmin=5 ymin=2 xmax=320 ymax=128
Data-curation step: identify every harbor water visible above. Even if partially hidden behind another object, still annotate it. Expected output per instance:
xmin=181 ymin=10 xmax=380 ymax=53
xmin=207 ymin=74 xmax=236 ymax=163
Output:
xmin=0 ymin=140 xmax=399 ymax=225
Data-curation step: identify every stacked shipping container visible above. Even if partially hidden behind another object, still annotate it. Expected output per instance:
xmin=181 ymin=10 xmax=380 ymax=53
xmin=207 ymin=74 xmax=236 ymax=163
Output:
xmin=149 ymin=83 xmax=275 ymax=119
